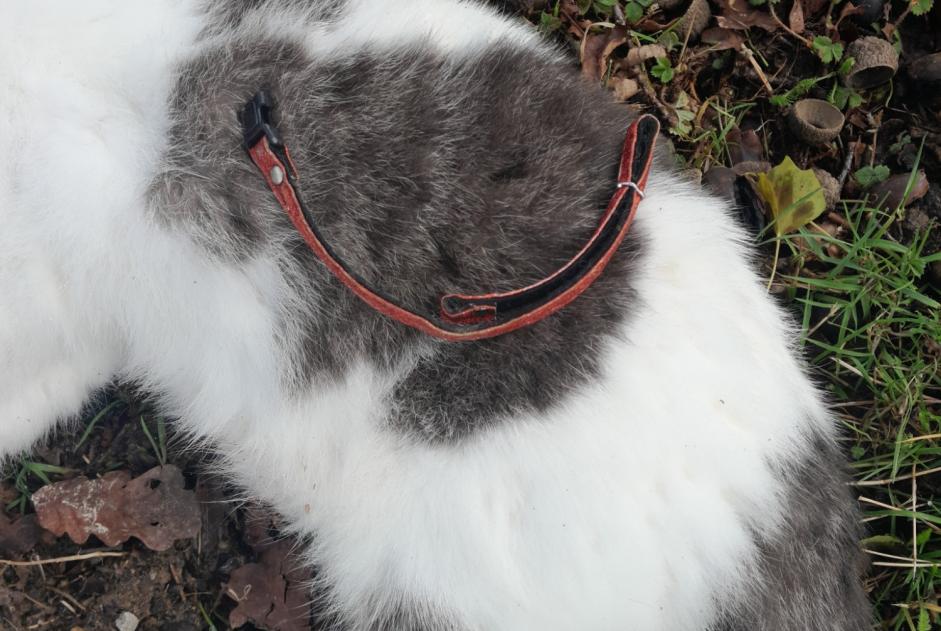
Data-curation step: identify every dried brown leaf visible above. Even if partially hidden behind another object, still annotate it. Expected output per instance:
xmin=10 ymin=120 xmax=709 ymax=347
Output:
xmin=609 ymin=75 xmax=640 ymax=101
xmin=580 ymin=26 xmax=628 ymax=81
xmin=714 ymin=0 xmax=778 ymax=32
xmin=788 ymin=0 xmax=805 ymax=33
xmin=226 ymin=539 xmax=313 ymax=631
xmin=872 ymin=171 xmax=929 ymax=208
xmin=727 ymin=127 xmax=764 ymax=164
xmin=623 ymin=44 xmax=668 ymax=67
xmin=700 ymin=27 xmax=745 ymax=50
xmin=32 ymin=465 xmax=200 ymax=551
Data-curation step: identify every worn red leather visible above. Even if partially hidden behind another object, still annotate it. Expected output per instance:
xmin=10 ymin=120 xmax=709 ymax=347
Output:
xmin=246 ymin=114 xmax=659 ymax=342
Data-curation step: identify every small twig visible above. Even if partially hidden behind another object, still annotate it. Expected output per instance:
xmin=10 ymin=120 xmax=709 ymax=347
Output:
xmin=831 ymin=357 xmax=873 ymax=382
xmin=768 ymin=4 xmax=813 ymax=47
xmin=676 ymin=9 xmax=695 ymax=69
xmin=890 ymin=3 xmax=913 ymax=32
xmin=826 ymin=211 xmax=850 ymax=228
xmin=18 ymin=592 xmax=50 ymax=612
xmin=837 ymin=141 xmax=856 ymax=188
xmin=859 ymin=495 xmax=905 ymax=511
xmin=894 ymin=602 xmax=941 ymax=614
xmin=740 ymin=46 xmax=775 ymax=97
xmin=901 ymin=433 xmax=941 ymax=444
xmin=42 ymin=586 xmax=86 ymax=612
xmin=0 ymin=551 xmax=126 ymax=567
xmin=854 ymin=465 xmax=941 ymax=487
xmin=805 ymin=304 xmax=840 ymax=337
xmin=872 ymin=561 xmax=941 ymax=568
xmin=865 ymin=549 xmax=928 ymax=563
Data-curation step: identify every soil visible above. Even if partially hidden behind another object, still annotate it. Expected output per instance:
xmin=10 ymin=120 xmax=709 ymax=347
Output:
xmin=1 ymin=391 xmax=267 ymax=630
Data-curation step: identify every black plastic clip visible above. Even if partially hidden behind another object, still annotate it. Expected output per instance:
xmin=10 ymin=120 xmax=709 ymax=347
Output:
xmin=240 ymin=90 xmax=283 ymax=150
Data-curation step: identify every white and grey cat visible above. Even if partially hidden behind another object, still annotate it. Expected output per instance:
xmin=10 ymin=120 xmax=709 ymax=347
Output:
xmin=0 ymin=1 xmax=869 ymax=629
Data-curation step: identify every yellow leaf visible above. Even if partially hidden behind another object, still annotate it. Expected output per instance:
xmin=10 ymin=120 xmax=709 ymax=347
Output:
xmin=754 ymin=156 xmax=827 ymax=236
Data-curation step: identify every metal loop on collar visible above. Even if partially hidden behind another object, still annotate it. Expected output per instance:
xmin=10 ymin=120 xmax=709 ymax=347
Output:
xmin=617 ymin=181 xmax=644 ymax=199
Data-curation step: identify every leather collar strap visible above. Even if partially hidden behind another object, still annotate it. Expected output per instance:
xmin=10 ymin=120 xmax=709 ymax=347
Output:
xmin=240 ymin=91 xmax=659 ymax=342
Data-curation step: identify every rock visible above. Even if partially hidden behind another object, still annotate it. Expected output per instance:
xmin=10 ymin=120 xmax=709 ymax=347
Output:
xmin=115 ymin=612 xmax=140 ymax=631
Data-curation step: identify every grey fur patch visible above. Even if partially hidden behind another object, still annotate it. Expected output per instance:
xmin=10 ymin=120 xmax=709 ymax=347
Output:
xmin=715 ymin=432 xmax=871 ymax=630
xmin=201 ymin=0 xmax=347 ymax=36
xmin=154 ymin=34 xmax=647 ymax=441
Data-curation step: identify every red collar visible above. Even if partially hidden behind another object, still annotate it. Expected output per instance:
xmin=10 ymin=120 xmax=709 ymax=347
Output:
xmin=241 ymin=91 xmax=658 ymax=342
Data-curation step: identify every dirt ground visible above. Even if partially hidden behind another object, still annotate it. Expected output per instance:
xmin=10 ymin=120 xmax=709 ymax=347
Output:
xmin=1 ymin=391 xmax=272 ymax=630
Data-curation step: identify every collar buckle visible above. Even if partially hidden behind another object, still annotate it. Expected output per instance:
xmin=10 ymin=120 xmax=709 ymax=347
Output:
xmin=240 ymin=90 xmax=283 ymax=150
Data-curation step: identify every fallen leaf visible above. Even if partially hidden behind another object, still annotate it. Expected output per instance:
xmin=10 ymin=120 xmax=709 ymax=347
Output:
xmin=788 ymin=0 xmax=805 ymax=33
xmin=609 ymin=75 xmax=640 ymax=101
xmin=700 ymin=27 xmax=744 ymax=51
xmin=623 ymin=43 xmax=668 ymax=67
xmin=835 ymin=2 xmax=865 ymax=29
xmin=871 ymin=171 xmax=929 ymax=209
xmin=714 ymin=0 xmax=779 ymax=32
xmin=226 ymin=539 xmax=313 ymax=631
xmin=754 ymin=156 xmax=827 ymax=235
xmin=32 ymin=465 xmax=200 ymax=551
xmin=580 ymin=26 xmax=628 ymax=81
xmin=0 ymin=513 xmax=40 ymax=557
xmin=727 ymin=127 xmax=764 ymax=164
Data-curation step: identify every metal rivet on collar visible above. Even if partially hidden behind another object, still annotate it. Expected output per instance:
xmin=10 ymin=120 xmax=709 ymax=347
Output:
xmin=270 ymin=166 xmax=285 ymax=185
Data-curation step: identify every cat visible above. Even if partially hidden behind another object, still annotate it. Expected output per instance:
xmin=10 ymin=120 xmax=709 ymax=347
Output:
xmin=0 ymin=1 xmax=870 ymax=629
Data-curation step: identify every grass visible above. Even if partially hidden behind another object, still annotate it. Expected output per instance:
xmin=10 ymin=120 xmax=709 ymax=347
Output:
xmin=775 ymin=200 xmax=941 ymax=628
xmin=5 ymin=461 xmax=72 ymax=514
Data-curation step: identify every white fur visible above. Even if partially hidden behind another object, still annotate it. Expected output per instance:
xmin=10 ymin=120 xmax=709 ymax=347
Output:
xmin=1 ymin=2 xmax=832 ymax=629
